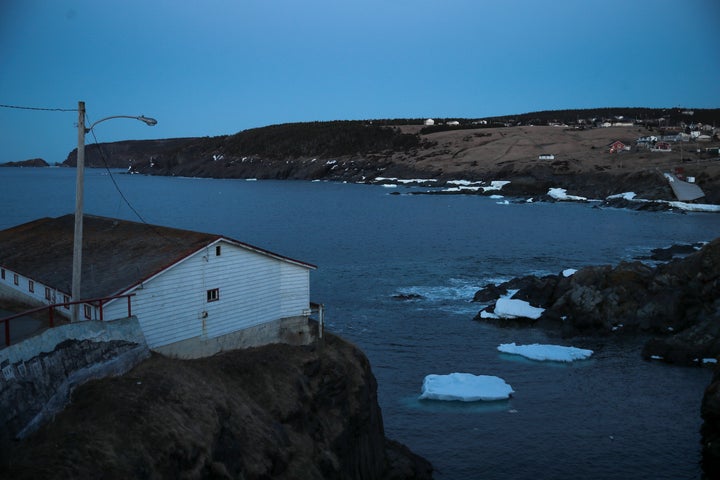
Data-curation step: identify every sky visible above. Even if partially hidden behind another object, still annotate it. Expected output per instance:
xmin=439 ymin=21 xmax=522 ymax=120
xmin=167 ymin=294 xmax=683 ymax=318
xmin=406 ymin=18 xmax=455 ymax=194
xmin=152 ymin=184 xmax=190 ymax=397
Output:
xmin=1 ymin=0 xmax=719 ymax=164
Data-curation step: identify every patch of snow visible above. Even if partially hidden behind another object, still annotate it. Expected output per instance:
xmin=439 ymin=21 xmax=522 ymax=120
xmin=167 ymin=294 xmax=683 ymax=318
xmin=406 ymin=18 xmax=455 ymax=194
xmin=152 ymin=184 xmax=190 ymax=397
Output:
xmin=606 ymin=192 xmax=637 ymax=201
xmin=562 ymin=268 xmax=577 ymax=277
xmin=548 ymin=187 xmax=587 ymax=201
xmin=490 ymin=195 xmax=504 ymax=199
xmin=498 ymin=343 xmax=593 ymax=362
xmin=447 ymin=180 xmax=484 ymax=186
xmin=611 ymin=324 xmax=624 ymax=331
xmin=483 ymin=180 xmax=510 ymax=192
xmin=496 ymin=200 xmax=510 ymax=205
xmin=651 ymin=355 xmax=664 ymax=361
xmin=419 ymin=373 xmax=514 ymax=402
xmin=703 ymin=358 xmax=718 ymax=364
xmin=667 ymin=202 xmax=720 ymax=213
xmin=325 ymin=160 xmax=337 ymax=165
xmin=245 ymin=178 xmax=257 ymax=182
xmin=381 ymin=184 xmax=398 ymax=188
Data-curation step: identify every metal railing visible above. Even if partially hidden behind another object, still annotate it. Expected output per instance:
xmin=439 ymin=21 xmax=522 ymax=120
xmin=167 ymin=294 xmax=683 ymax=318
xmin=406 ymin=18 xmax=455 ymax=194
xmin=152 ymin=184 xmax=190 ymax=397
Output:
xmin=0 ymin=293 xmax=135 ymax=347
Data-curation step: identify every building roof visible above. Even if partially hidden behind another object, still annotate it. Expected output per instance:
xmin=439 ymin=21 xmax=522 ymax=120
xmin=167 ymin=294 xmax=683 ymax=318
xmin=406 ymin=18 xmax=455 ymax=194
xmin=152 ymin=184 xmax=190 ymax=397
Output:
xmin=0 ymin=214 xmax=315 ymax=299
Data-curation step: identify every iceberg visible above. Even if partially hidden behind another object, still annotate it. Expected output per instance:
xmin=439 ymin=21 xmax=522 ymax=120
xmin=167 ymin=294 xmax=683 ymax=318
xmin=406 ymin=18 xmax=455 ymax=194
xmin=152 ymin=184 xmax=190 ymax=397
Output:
xmin=498 ymin=343 xmax=593 ymax=362
xmin=419 ymin=373 xmax=514 ymax=402
xmin=494 ymin=297 xmax=544 ymax=319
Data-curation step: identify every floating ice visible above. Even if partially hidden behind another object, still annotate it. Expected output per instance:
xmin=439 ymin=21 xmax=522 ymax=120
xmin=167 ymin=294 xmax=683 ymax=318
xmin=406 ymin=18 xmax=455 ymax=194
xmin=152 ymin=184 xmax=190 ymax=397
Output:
xmin=487 ymin=297 xmax=545 ymax=319
xmin=498 ymin=343 xmax=593 ymax=362
xmin=419 ymin=373 xmax=514 ymax=402
xmin=562 ymin=268 xmax=577 ymax=277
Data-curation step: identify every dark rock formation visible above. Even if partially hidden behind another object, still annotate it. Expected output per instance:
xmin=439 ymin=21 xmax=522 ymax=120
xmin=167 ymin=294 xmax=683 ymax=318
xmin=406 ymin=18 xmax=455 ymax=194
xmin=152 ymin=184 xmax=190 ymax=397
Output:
xmin=702 ymin=366 xmax=720 ymax=478
xmin=473 ymin=238 xmax=720 ymax=365
xmin=0 ymin=332 xmax=432 ymax=480
xmin=0 ymin=158 xmax=49 ymax=167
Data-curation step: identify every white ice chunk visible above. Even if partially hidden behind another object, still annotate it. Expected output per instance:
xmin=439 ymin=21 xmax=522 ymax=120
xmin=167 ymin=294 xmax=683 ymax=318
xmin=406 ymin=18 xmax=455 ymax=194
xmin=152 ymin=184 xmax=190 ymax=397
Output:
xmin=606 ymin=192 xmax=637 ymax=200
xmin=703 ymin=358 xmax=718 ymax=364
xmin=562 ymin=268 xmax=577 ymax=277
xmin=498 ymin=343 xmax=593 ymax=362
xmin=494 ymin=297 xmax=545 ymax=319
xmin=548 ymin=187 xmax=587 ymax=201
xmin=419 ymin=373 xmax=514 ymax=402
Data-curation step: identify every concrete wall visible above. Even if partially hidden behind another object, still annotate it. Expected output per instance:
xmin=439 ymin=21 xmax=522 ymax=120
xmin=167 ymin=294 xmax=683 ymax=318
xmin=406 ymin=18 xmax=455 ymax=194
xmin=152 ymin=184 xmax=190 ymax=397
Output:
xmin=0 ymin=316 xmax=149 ymax=442
xmin=154 ymin=315 xmax=316 ymax=359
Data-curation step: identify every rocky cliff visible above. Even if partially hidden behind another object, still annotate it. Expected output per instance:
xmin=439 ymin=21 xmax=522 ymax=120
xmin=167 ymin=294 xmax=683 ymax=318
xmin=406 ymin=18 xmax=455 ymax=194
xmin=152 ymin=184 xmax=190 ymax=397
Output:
xmin=473 ymin=238 xmax=720 ymax=365
xmin=0 ymin=332 xmax=432 ymax=480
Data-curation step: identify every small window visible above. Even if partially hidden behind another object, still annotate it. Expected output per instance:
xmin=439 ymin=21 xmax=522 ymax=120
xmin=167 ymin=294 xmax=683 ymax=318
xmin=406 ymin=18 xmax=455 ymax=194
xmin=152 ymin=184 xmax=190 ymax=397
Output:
xmin=83 ymin=305 xmax=92 ymax=320
xmin=45 ymin=287 xmax=52 ymax=300
xmin=207 ymin=288 xmax=219 ymax=302
xmin=215 ymin=245 xmax=222 ymax=256
xmin=28 ymin=280 xmax=34 ymax=293
xmin=13 ymin=274 xmax=19 ymax=286
xmin=63 ymin=295 xmax=70 ymax=309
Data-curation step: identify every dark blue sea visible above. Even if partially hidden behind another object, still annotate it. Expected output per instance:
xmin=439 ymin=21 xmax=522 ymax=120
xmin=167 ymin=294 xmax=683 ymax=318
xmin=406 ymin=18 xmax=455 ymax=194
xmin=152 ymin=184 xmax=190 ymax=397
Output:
xmin=2 ymin=167 xmax=719 ymax=479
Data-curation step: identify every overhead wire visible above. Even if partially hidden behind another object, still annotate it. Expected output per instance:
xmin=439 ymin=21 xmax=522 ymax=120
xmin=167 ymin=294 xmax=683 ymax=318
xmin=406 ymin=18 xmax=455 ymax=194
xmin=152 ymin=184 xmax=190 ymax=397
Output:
xmin=0 ymin=103 xmax=77 ymax=112
xmin=84 ymin=111 xmax=178 ymax=245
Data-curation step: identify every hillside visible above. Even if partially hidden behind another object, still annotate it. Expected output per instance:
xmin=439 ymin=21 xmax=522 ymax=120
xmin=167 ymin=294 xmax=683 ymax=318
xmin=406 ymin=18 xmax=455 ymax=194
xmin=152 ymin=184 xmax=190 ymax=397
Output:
xmin=63 ymin=108 xmax=720 ymax=203
xmin=0 ymin=333 xmax=432 ymax=479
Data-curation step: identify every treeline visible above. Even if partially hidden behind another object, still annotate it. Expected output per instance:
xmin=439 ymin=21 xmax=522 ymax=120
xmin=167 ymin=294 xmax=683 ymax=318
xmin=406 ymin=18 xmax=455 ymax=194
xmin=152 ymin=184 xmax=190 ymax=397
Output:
xmin=221 ymin=121 xmax=419 ymax=158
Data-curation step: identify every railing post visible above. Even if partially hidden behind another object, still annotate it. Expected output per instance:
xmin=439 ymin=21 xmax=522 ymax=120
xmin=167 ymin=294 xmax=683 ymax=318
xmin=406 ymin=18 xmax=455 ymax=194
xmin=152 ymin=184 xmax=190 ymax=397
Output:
xmin=99 ymin=300 xmax=104 ymax=322
xmin=4 ymin=320 xmax=10 ymax=347
xmin=127 ymin=295 xmax=132 ymax=317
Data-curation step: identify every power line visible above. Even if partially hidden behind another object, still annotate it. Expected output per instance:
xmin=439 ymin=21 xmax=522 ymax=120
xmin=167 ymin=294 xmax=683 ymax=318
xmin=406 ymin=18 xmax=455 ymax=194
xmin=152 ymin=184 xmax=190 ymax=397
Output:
xmin=0 ymin=103 xmax=77 ymax=112
xmin=85 ymin=113 xmax=177 ymax=245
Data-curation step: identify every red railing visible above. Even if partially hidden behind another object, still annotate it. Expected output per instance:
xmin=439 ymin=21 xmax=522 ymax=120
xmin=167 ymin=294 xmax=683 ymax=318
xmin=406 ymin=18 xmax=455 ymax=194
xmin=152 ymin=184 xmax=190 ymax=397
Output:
xmin=0 ymin=293 xmax=135 ymax=347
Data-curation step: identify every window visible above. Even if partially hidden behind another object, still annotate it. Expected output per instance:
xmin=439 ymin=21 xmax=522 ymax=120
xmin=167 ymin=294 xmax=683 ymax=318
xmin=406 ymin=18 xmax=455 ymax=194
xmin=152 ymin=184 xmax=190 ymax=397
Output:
xmin=215 ymin=245 xmax=222 ymax=256
xmin=28 ymin=280 xmax=34 ymax=293
xmin=83 ymin=305 xmax=92 ymax=320
xmin=45 ymin=287 xmax=52 ymax=300
xmin=13 ymin=274 xmax=19 ymax=286
xmin=63 ymin=295 xmax=70 ymax=309
xmin=206 ymin=288 xmax=219 ymax=302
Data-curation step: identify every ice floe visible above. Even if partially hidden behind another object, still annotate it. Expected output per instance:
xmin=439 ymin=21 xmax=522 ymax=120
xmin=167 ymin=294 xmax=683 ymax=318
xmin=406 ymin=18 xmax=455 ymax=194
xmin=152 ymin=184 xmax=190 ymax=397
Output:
xmin=498 ymin=343 xmax=593 ymax=362
xmin=419 ymin=373 xmax=514 ymax=401
xmin=562 ymin=268 xmax=577 ymax=277
xmin=480 ymin=290 xmax=545 ymax=320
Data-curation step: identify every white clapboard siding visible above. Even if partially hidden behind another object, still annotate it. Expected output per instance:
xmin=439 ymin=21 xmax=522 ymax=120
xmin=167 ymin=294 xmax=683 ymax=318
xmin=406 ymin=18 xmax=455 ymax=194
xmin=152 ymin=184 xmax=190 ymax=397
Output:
xmin=102 ymin=240 xmax=312 ymax=349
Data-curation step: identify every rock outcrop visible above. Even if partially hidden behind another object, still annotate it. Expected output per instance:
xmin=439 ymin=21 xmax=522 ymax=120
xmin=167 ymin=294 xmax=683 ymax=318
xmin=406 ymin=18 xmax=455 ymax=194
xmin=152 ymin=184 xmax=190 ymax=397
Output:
xmin=473 ymin=239 xmax=720 ymax=365
xmin=0 ymin=332 xmax=432 ymax=479
xmin=0 ymin=158 xmax=49 ymax=167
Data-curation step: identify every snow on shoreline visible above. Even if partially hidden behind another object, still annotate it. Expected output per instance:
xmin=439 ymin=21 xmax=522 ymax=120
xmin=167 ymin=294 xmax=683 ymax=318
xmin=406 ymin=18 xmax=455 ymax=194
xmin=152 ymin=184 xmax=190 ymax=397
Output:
xmin=419 ymin=373 xmax=514 ymax=402
xmin=498 ymin=343 xmax=593 ymax=362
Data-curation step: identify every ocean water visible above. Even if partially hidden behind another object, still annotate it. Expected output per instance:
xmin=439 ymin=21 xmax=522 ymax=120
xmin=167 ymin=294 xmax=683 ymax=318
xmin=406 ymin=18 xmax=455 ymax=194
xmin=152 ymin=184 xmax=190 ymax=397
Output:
xmin=1 ymin=167 xmax=719 ymax=479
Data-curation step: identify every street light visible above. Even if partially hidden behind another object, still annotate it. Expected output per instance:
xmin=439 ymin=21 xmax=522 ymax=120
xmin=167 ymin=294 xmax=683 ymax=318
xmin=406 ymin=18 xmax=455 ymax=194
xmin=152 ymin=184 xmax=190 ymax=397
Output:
xmin=71 ymin=101 xmax=157 ymax=322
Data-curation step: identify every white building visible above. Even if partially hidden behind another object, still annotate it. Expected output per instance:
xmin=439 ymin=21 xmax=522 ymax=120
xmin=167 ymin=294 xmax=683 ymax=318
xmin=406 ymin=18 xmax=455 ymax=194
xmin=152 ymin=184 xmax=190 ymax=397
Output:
xmin=0 ymin=215 xmax=317 ymax=358
xmin=424 ymin=118 xmax=435 ymax=126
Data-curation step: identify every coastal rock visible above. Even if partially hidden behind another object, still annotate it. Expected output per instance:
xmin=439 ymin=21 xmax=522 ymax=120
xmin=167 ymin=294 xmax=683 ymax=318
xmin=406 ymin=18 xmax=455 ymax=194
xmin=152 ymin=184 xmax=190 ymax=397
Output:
xmin=0 ymin=332 xmax=433 ymax=480
xmin=0 ymin=158 xmax=49 ymax=167
xmin=702 ymin=365 xmax=720 ymax=477
xmin=474 ymin=238 xmax=720 ymax=363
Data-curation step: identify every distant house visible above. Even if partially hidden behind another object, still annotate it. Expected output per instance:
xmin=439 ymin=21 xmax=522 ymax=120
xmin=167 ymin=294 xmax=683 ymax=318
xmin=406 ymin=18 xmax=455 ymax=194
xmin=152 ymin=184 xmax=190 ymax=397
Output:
xmin=609 ymin=141 xmax=627 ymax=153
xmin=446 ymin=121 xmax=460 ymax=126
xmin=651 ymin=142 xmax=672 ymax=152
xmin=538 ymin=154 xmax=555 ymax=160
xmin=424 ymin=118 xmax=435 ymax=126
xmin=0 ymin=215 xmax=317 ymax=358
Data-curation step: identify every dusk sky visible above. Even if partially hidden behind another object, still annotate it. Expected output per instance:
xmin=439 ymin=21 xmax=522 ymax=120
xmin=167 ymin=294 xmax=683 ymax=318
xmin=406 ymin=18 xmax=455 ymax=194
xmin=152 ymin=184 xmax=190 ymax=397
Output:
xmin=1 ymin=0 xmax=718 ymax=164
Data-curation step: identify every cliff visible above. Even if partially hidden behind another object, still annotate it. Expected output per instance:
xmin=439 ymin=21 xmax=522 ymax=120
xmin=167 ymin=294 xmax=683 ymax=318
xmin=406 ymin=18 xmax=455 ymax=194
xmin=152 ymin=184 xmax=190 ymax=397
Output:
xmin=62 ymin=108 xmax=720 ymax=204
xmin=0 ymin=332 xmax=432 ymax=479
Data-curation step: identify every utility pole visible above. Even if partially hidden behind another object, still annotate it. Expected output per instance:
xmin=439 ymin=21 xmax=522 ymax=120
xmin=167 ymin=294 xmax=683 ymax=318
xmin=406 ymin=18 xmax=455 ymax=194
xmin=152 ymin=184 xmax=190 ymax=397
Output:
xmin=71 ymin=100 xmax=85 ymax=322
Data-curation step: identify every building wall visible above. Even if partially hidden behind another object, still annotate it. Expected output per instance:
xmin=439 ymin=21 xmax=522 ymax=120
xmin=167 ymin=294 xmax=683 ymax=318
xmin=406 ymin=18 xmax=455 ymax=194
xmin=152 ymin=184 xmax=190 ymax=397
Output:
xmin=0 ymin=267 xmax=72 ymax=320
xmin=102 ymin=240 xmax=313 ymax=349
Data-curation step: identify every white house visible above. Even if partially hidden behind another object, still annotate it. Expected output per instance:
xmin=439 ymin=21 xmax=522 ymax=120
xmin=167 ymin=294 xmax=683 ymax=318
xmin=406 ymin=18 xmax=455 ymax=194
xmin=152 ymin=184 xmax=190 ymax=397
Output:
xmin=424 ymin=118 xmax=435 ymax=126
xmin=0 ymin=214 xmax=317 ymax=358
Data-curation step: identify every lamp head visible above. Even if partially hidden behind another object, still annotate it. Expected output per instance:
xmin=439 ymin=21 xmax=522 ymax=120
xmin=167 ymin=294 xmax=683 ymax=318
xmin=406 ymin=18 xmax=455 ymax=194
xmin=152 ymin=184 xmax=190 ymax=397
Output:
xmin=138 ymin=115 xmax=158 ymax=126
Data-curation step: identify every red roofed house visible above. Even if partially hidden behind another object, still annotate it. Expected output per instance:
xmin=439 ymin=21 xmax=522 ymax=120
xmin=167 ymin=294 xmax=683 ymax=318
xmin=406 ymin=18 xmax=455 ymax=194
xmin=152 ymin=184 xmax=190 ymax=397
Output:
xmin=0 ymin=215 xmax=317 ymax=358
xmin=609 ymin=140 xmax=626 ymax=153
